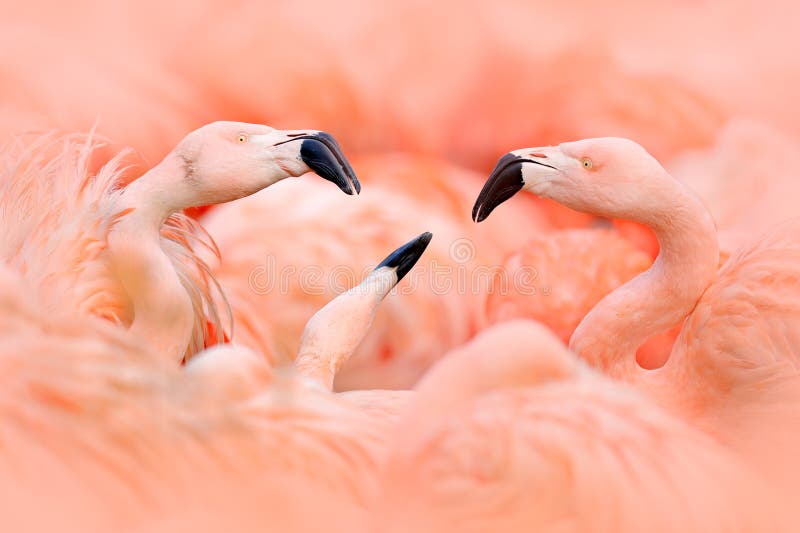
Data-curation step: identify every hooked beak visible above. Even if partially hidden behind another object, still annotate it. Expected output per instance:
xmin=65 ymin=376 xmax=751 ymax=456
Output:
xmin=376 ymin=232 xmax=433 ymax=283
xmin=472 ymin=151 xmax=558 ymax=222
xmin=276 ymin=131 xmax=361 ymax=195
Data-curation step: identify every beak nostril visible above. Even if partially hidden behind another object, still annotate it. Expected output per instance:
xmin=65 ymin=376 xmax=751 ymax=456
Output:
xmin=531 ymin=152 xmax=547 ymax=158
xmin=285 ymin=132 xmax=307 ymax=138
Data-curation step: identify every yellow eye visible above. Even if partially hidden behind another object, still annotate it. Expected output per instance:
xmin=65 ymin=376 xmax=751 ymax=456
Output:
xmin=582 ymin=157 xmax=593 ymax=169
xmin=237 ymin=134 xmax=248 ymax=144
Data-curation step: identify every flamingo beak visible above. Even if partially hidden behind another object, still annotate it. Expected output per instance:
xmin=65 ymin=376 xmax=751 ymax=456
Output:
xmin=376 ymin=232 xmax=433 ymax=283
xmin=276 ymin=132 xmax=361 ymax=195
xmin=472 ymin=152 xmax=558 ymax=222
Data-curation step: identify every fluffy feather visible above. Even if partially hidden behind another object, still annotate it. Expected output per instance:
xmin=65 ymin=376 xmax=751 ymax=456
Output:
xmin=0 ymin=132 xmax=229 ymax=358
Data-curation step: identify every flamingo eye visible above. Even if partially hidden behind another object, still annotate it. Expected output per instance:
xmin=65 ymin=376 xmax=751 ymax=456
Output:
xmin=582 ymin=157 xmax=593 ymax=170
xmin=237 ymin=134 xmax=248 ymax=144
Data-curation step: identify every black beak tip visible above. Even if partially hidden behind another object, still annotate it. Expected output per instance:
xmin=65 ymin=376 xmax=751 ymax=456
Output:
xmin=300 ymin=134 xmax=360 ymax=195
xmin=471 ymin=153 xmax=525 ymax=224
xmin=471 ymin=200 xmax=490 ymax=223
xmin=318 ymin=132 xmax=361 ymax=195
xmin=471 ymin=204 xmax=489 ymax=223
xmin=377 ymin=232 xmax=433 ymax=283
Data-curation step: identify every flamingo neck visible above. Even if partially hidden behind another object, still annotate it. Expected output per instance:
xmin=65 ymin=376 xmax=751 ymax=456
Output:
xmin=119 ymin=153 xmax=195 ymax=227
xmin=569 ymin=173 xmax=719 ymax=379
xmin=295 ymin=270 xmax=395 ymax=390
xmin=106 ymin=153 xmax=195 ymax=362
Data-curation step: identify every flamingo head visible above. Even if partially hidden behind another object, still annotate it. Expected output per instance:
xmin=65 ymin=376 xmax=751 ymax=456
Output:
xmin=472 ymin=137 xmax=671 ymax=222
xmin=175 ymin=121 xmax=360 ymax=205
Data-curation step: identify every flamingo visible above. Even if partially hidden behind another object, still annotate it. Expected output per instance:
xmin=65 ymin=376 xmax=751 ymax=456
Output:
xmin=473 ymin=137 xmax=800 ymax=509
xmin=0 ymin=230 xmax=431 ymax=532
xmin=0 ymin=123 xmax=359 ymax=363
xmin=372 ymin=321 xmax=786 ymax=532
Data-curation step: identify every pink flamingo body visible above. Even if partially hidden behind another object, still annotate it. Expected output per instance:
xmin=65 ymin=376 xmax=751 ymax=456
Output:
xmin=474 ymin=137 xmax=800 ymax=510
xmin=373 ymin=321 xmax=785 ymax=532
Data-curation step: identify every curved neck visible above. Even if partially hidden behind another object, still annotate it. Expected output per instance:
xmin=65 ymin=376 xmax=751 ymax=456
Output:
xmin=106 ymin=154 xmax=195 ymax=362
xmin=295 ymin=270 xmax=396 ymax=390
xmin=569 ymin=171 xmax=719 ymax=379
xmin=118 ymin=153 xmax=194 ymax=227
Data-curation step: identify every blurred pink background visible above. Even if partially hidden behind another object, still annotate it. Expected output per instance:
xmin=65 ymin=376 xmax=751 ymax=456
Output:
xmin=3 ymin=0 xmax=798 ymax=167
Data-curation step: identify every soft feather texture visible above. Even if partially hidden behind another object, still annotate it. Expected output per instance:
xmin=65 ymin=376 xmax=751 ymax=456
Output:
xmin=0 ymin=263 xmax=389 ymax=532
xmin=374 ymin=321 xmax=785 ymax=532
xmin=637 ymin=218 xmax=800 ymax=518
xmin=484 ymin=229 xmax=651 ymax=341
xmin=0 ymin=133 xmax=229 ymax=358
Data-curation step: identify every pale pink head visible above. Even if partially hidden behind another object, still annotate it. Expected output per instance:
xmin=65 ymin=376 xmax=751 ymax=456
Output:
xmin=171 ymin=121 xmax=360 ymax=207
xmin=473 ymin=137 xmax=677 ymax=222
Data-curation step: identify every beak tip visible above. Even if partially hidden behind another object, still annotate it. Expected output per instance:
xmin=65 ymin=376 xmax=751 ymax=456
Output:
xmin=299 ymin=134 xmax=360 ymax=196
xmin=418 ymin=231 xmax=433 ymax=248
xmin=377 ymin=231 xmax=433 ymax=283
xmin=472 ymin=153 xmax=525 ymax=223
xmin=471 ymin=204 xmax=484 ymax=223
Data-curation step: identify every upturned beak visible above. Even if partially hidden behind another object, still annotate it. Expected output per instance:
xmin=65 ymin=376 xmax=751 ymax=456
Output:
xmin=472 ymin=151 xmax=558 ymax=222
xmin=276 ymin=131 xmax=361 ymax=195
xmin=376 ymin=232 xmax=433 ymax=283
